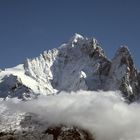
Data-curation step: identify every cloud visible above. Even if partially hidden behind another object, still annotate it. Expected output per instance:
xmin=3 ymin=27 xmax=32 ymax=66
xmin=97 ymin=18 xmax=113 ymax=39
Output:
xmin=1 ymin=90 xmax=140 ymax=140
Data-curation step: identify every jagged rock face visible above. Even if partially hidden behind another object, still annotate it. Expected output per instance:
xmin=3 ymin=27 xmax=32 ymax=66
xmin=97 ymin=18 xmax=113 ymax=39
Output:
xmin=23 ymin=34 xmax=140 ymax=101
xmin=0 ymin=34 xmax=140 ymax=102
xmin=106 ymin=46 xmax=140 ymax=102
xmin=24 ymin=34 xmax=111 ymax=93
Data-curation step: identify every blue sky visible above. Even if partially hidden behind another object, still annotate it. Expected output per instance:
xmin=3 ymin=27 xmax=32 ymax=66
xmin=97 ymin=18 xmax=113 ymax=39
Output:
xmin=0 ymin=0 xmax=140 ymax=69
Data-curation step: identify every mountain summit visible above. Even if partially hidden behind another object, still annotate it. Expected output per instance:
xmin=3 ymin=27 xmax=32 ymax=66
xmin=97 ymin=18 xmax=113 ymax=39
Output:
xmin=0 ymin=34 xmax=139 ymax=102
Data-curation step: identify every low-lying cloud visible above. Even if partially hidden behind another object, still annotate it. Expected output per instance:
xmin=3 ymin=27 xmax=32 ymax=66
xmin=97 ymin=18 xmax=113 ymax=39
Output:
xmin=1 ymin=90 xmax=140 ymax=140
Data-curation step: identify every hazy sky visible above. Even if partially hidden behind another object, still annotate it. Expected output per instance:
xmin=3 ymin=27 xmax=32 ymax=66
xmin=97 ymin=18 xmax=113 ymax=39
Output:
xmin=0 ymin=0 xmax=140 ymax=68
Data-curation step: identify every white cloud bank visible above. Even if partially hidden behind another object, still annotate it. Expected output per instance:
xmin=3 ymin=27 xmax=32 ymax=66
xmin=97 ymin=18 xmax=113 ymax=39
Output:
xmin=1 ymin=90 xmax=140 ymax=140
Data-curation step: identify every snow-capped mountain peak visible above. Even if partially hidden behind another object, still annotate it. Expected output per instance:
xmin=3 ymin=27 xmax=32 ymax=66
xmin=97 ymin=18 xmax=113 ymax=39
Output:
xmin=69 ymin=33 xmax=84 ymax=44
xmin=0 ymin=34 xmax=139 ymax=102
xmin=1 ymin=34 xmax=140 ymax=140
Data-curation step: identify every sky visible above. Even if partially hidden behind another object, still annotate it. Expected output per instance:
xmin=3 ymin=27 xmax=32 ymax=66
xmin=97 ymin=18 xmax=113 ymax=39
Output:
xmin=0 ymin=0 xmax=140 ymax=69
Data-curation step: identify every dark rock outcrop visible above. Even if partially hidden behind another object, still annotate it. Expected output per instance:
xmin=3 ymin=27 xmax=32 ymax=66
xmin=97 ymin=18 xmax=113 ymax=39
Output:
xmin=0 ymin=125 xmax=94 ymax=140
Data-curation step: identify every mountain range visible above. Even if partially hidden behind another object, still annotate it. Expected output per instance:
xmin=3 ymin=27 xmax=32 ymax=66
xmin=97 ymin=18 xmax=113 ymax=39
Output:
xmin=0 ymin=34 xmax=140 ymax=140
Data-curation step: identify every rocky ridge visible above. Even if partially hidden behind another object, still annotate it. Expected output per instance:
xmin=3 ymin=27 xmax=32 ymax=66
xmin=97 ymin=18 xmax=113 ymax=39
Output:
xmin=23 ymin=34 xmax=140 ymax=102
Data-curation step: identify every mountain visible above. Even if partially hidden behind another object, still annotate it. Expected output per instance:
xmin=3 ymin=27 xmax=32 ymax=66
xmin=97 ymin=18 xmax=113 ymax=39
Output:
xmin=0 ymin=33 xmax=140 ymax=140
xmin=0 ymin=33 xmax=139 ymax=102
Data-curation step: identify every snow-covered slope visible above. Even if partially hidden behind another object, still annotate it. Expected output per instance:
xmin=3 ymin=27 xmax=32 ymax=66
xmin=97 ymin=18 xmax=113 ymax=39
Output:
xmin=0 ymin=33 xmax=140 ymax=102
